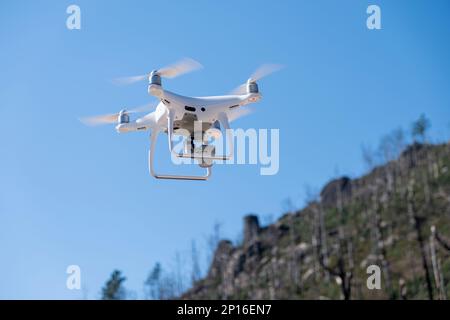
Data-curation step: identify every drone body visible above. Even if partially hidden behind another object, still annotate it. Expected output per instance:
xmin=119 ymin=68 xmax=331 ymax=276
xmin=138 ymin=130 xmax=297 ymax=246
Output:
xmin=81 ymin=58 xmax=281 ymax=180
xmin=116 ymin=89 xmax=260 ymax=134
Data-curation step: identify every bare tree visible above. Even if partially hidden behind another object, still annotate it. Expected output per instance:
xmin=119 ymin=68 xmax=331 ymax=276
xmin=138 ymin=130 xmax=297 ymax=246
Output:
xmin=361 ymin=134 xmax=402 ymax=298
xmin=412 ymin=114 xmax=431 ymax=143
xmin=282 ymin=197 xmax=296 ymax=214
xmin=431 ymin=224 xmax=450 ymax=299
xmin=191 ymin=240 xmax=202 ymax=285
xmin=361 ymin=143 xmax=377 ymax=171
xmin=287 ymin=211 xmax=300 ymax=292
xmin=378 ymin=128 xmax=406 ymax=164
xmin=319 ymin=246 xmax=354 ymax=300
xmin=317 ymin=199 xmax=329 ymax=277
xmin=102 ymin=270 xmax=127 ymax=300
xmin=174 ymin=251 xmax=184 ymax=296
xmin=318 ymin=178 xmax=354 ymax=300
xmin=159 ymin=273 xmax=177 ymax=300
xmin=406 ymin=178 xmax=434 ymax=300
xmin=144 ymin=263 xmax=162 ymax=299
xmin=411 ymin=115 xmax=434 ymax=205
xmin=430 ymin=226 xmax=447 ymax=300
xmin=206 ymin=221 xmax=222 ymax=267
xmin=284 ymin=191 xmax=309 ymax=294
xmin=369 ymin=184 xmax=393 ymax=298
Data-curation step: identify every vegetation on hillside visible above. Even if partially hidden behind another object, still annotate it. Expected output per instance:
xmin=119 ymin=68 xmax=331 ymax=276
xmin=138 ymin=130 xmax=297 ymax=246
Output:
xmin=101 ymin=115 xmax=450 ymax=300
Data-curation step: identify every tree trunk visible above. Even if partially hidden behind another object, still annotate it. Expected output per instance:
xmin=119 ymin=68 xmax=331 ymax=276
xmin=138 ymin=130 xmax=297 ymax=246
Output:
xmin=430 ymin=227 xmax=447 ymax=300
xmin=407 ymin=179 xmax=434 ymax=300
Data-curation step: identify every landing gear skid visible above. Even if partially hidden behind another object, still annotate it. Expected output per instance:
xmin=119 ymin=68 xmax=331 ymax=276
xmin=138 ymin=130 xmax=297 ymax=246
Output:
xmin=148 ymin=130 xmax=212 ymax=181
xmin=148 ymin=112 xmax=233 ymax=181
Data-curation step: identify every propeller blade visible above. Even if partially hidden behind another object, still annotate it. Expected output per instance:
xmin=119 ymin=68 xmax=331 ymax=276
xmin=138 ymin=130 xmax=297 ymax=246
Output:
xmin=230 ymin=63 xmax=284 ymax=95
xmin=79 ymin=113 xmax=118 ymax=126
xmin=230 ymin=83 xmax=247 ymax=96
xmin=157 ymin=57 xmax=203 ymax=78
xmin=249 ymin=64 xmax=284 ymax=82
xmin=112 ymin=58 xmax=203 ymax=86
xmin=227 ymin=106 xmax=255 ymax=122
xmin=112 ymin=74 xmax=148 ymax=86
xmin=79 ymin=102 xmax=157 ymax=126
xmin=127 ymin=102 xmax=156 ymax=114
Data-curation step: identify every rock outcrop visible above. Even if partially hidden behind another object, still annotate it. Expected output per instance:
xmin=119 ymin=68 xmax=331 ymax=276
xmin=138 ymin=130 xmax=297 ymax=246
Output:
xmin=182 ymin=142 xmax=450 ymax=300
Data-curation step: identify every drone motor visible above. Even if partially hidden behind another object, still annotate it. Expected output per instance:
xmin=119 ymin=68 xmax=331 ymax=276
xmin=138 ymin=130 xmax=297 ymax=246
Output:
xmin=118 ymin=109 xmax=130 ymax=124
xmin=149 ymin=70 xmax=161 ymax=86
xmin=247 ymin=80 xmax=259 ymax=94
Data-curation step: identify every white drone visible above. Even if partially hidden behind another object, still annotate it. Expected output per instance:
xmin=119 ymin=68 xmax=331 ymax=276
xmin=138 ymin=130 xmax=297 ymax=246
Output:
xmin=81 ymin=58 xmax=282 ymax=181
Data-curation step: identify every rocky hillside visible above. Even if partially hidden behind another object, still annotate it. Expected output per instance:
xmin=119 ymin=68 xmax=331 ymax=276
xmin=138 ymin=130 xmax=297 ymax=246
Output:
xmin=182 ymin=142 xmax=450 ymax=300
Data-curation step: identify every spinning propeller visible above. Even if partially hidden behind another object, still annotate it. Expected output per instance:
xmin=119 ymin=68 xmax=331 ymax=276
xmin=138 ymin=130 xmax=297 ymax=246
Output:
xmin=79 ymin=102 xmax=156 ymax=126
xmin=231 ymin=64 xmax=284 ymax=95
xmin=112 ymin=58 xmax=203 ymax=86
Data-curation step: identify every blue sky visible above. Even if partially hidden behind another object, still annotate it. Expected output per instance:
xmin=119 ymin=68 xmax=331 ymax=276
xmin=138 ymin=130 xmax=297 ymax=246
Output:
xmin=1 ymin=0 xmax=449 ymax=299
